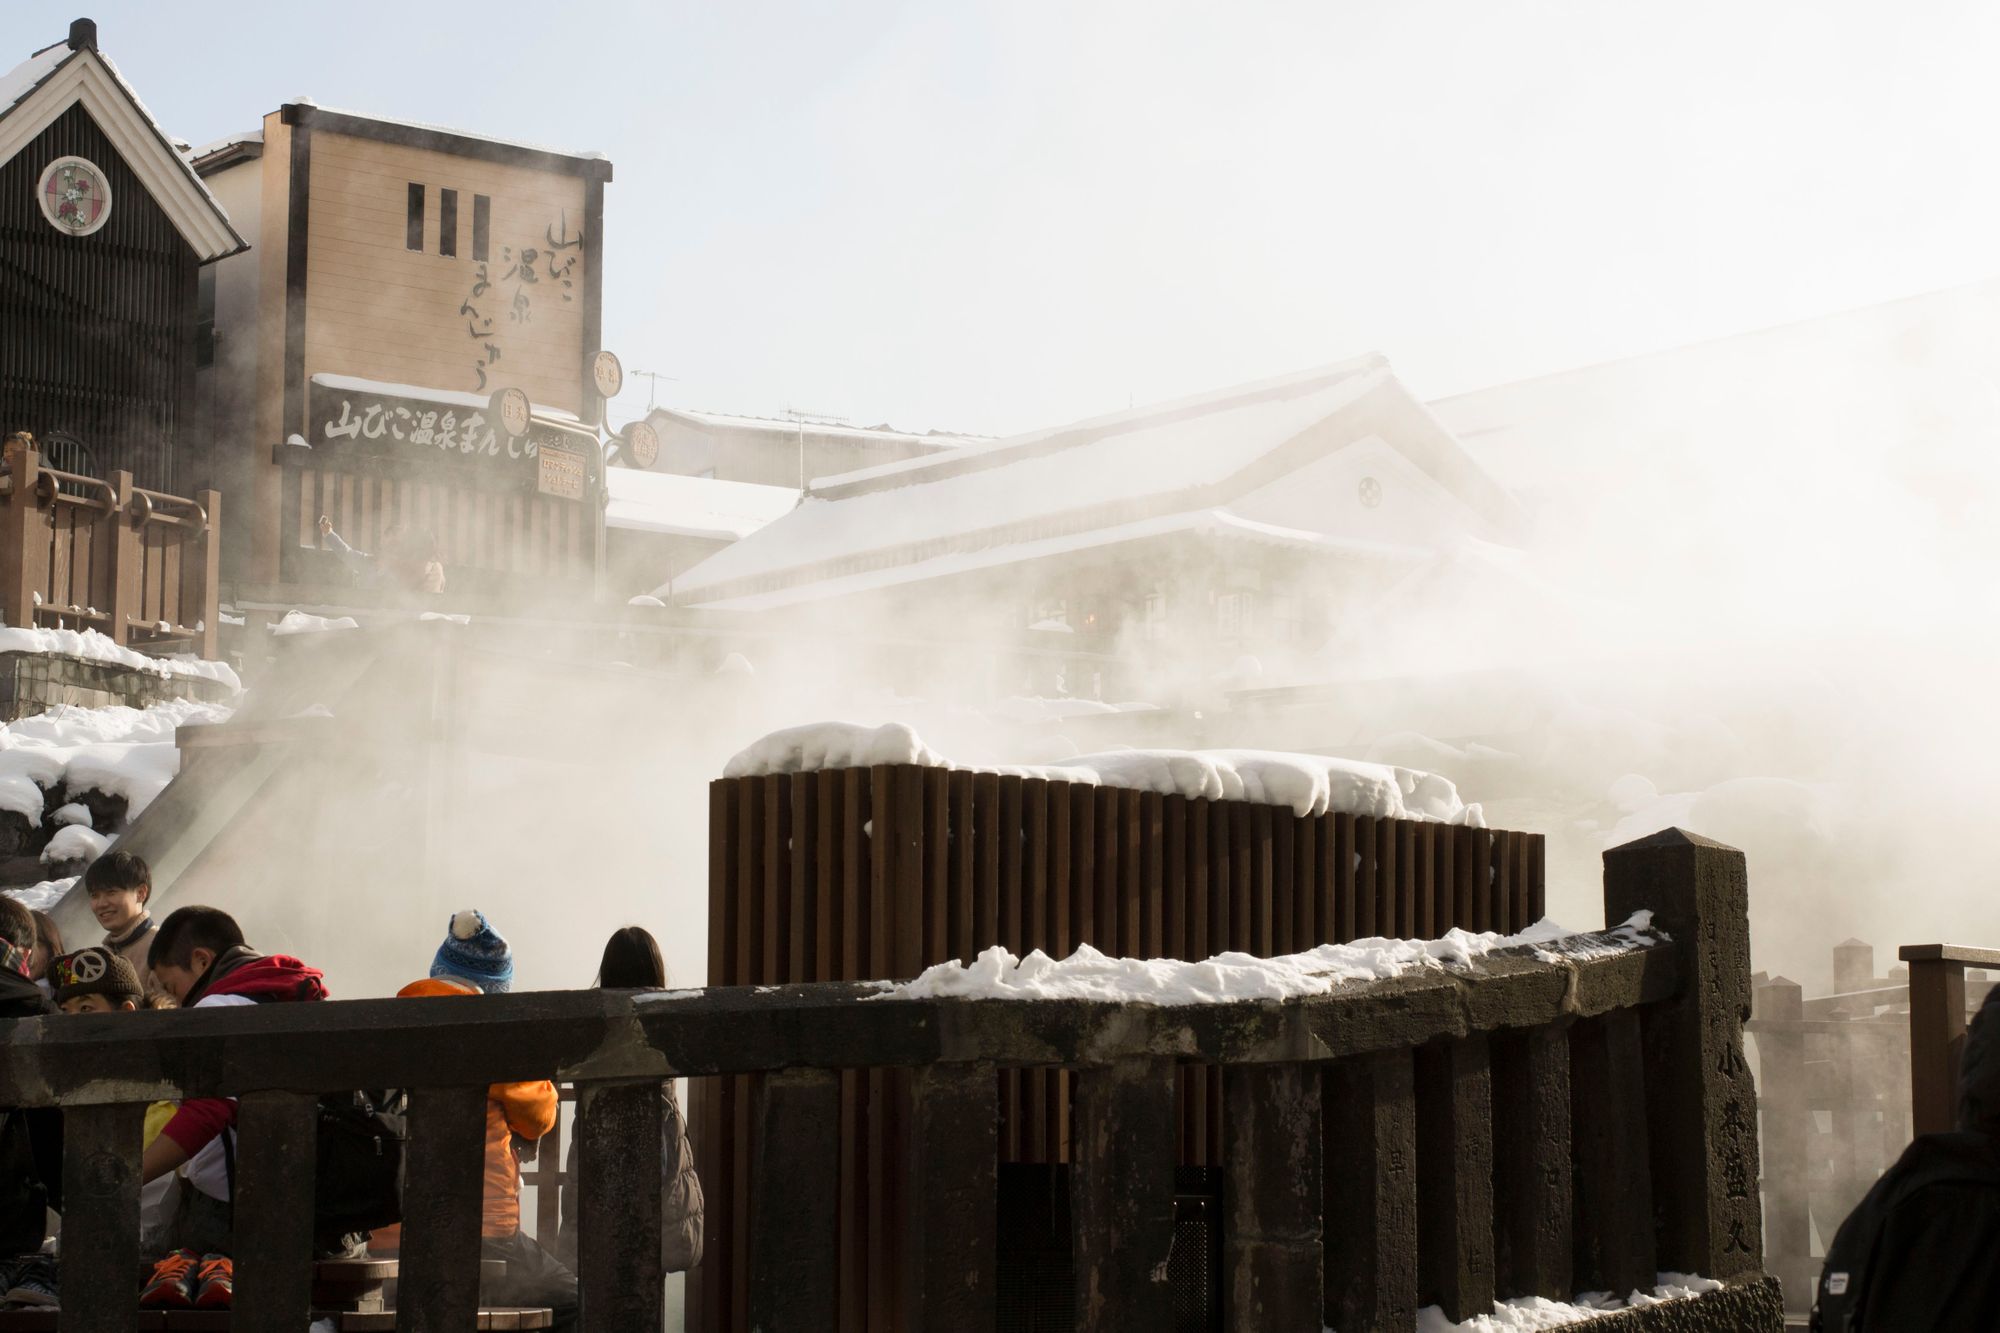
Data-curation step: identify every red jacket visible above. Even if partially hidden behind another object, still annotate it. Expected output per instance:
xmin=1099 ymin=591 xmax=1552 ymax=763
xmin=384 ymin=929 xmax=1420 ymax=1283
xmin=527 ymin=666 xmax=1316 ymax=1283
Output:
xmin=158 ymin=950 xmax=328 ymax=1158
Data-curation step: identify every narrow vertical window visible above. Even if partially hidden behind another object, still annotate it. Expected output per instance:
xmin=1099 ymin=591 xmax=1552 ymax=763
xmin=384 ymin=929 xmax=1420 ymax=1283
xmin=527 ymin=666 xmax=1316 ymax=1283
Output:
xmin=405 ymin=183 xmax=424 ymax=251
xmin=439 ymin=188 xmax=458 ymax=257
xmin=472 ymin=193 xmax=490 ymax=261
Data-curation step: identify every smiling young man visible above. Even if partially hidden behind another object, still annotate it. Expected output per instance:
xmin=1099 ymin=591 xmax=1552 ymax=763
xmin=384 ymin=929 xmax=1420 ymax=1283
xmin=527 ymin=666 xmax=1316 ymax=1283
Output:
xmin=83 ymin=853 xmax=156 ymax=994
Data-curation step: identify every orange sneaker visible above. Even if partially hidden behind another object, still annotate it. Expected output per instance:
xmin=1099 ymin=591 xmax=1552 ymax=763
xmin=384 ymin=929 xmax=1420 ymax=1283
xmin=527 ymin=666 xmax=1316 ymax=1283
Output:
xmin=139 ymin=1249 xmax=200 ymax=1308
xmin=191 ymin=1254 xmax=233 ymax=1309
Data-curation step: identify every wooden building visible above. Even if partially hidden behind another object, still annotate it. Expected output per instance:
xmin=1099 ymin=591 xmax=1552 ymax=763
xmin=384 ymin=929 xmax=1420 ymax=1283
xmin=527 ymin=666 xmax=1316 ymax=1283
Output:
xmin=192 ymin=101 xmax=615 ymax=603
xmin=0 ymin=19 xmax=246 ymax=493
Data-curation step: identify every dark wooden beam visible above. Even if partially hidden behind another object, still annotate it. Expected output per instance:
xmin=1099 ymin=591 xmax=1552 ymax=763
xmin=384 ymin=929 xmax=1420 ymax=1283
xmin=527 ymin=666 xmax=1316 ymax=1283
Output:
xmin=748 ymin=1069 xmax=840 ymax=1332
xmin=1415 ymin=1035 xmax=1495 ymax=1321
xmin=395 ymin=1085 xmax=488 ymax=1333
xmin=1490 ymin=1025 xmax=1573 ymax=1300
xmin=1569 ymin=1010 xmax=1656 ymax=1297
xmin=58 ymin=1102 xmax=142 ymax=1333
xmin=232 ymin=1091 xmax=320 ymax=1328
xmin=904 ymin=1062 xmax=997 ymax=1333
xmin=1322 ymin=1050 xmax=1417 ymax=1333
xmin=576 ymin=1081 xmax=667 ymax=1333
xmin=1223 ymin=1062 xmax=1322 ymax=1330
xmin=1072 ymin=1058 xmax=1177 ymax=1332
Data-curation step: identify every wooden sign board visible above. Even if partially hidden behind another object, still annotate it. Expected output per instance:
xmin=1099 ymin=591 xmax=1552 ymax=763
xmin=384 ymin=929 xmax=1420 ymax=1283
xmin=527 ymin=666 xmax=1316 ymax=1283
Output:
xmin=537 ymin=439 xmax=588 ymax=499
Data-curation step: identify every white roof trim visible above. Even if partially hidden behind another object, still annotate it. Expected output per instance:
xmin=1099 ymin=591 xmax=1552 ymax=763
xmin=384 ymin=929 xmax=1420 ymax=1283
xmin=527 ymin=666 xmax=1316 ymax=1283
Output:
xmin=0 ymin=48 xmax=244 ymax=261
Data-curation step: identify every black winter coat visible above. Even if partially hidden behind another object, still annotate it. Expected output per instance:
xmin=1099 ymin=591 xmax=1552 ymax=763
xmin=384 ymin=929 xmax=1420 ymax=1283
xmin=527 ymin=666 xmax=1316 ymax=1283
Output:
xmin=0 ymin=969 xmax=61 ymax=1255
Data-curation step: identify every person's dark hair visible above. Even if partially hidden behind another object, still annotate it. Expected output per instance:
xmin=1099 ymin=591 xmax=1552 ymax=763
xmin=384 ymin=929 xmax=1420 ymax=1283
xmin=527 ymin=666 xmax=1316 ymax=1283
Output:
xmin=596 ymin=926 xmax=665 ymax=990
xmin=83 ymin=850 xmax=151 ymax=895
xmin=29 ymin=910 xmax=62 ymax=959
xmin=149 ymin=906 xmax=245 ymax=972
xmin=0 ymin=897 xmax=32 ymax=952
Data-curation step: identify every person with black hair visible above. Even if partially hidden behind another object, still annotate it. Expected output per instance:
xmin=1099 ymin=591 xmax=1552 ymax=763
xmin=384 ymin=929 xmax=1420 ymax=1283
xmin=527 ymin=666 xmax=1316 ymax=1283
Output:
xmin=556 ymin=926 xmax=703 ymax=1276
xmin=83 ymin=851 xmax=155 ymax=993
xmin=136 ymin=906 xmax=328 ymax=1310
xmin=0 ymin=896 xmax=61 ymax=1311
xmin=25 ymin=912 xmax=62 ymax=1000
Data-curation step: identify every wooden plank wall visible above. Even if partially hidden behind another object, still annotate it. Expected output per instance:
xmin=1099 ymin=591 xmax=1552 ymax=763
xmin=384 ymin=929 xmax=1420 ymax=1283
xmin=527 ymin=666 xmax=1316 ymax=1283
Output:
xmin=691 ymin=764 xmax=1545 ymax=1333
xmin=284 ymin=464 xmax=594 ymax=583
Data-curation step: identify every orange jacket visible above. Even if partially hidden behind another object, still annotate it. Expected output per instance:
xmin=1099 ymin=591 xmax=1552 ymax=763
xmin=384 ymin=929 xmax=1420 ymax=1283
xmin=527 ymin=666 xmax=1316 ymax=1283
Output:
xmin=374 ymin=978 xmax=559 ymax=1243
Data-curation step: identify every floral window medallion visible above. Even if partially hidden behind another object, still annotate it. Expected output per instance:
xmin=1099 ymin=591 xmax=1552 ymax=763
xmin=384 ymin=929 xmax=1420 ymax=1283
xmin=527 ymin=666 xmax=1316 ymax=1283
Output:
xmin=37 ymin=156 xmax=112 ymax=236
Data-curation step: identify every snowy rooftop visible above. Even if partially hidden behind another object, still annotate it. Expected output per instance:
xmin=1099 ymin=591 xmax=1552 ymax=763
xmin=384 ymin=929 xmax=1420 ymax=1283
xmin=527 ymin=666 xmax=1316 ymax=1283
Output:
xmin=724 ymin=721 xmax=1487 ymax=824
xmin=656 ymin=406 xmax=985 ymax=451
xmin=606 ymin=468 xmax=799 ymax=541
xmin=669 ymin=357 xmax=1519 ymax=605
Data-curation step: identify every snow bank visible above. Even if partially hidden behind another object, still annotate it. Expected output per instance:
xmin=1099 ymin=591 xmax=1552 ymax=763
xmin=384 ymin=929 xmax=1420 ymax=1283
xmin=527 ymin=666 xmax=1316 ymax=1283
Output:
xmin=271 ymin=611 xmax=359 ymax=636
xmin=724 ymin=723 xmax=1484 ymax=824
xmin=0 ymin=877 xmax=76 ymax=914
xmin=884 ymin=913 xmax=1659 ymax=1005
xmin=1409 ymin=1273 xmax=1723 ymax=1331
xmin=0 ymin=626 xmax=239 ymax=693
xmin=48 ymin=804 xmax=89 ymax=828
xmin=41 ymin=824 xmax=107 ymax=864
xmin=0 ymin=699 xmax=229 ymax=824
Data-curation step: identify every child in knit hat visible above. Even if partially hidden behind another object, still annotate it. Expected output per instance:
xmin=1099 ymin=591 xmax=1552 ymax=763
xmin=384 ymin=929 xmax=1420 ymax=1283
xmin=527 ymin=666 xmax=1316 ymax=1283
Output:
xmin=51 ymin=946 xmax=145 ymax=1014
xmin=430 ymin=910 xmax=514 ymax=993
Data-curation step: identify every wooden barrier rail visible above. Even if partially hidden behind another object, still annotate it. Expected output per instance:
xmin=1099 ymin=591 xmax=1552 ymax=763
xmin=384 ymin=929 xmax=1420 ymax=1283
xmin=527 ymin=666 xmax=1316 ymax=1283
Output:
xmin=1901 ymin=942 xmax=2000 ymax=1136
xmin=0 ymin=447 xmax=219 ymax=659
xmin=0 ymin=828 xmax=1777 ymax=1332
xmin=701 ymin=765 xmax=1546 ymax=1331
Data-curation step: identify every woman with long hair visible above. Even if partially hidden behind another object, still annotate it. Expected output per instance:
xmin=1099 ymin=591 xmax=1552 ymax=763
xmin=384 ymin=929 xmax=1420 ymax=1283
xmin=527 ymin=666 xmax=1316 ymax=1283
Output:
xmin=557 ymin=926 xmax=703 ymax=1274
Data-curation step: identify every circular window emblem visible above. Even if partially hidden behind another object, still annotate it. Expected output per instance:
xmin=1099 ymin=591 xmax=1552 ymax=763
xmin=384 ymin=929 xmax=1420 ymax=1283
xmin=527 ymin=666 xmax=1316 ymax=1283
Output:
xmin=37 ymin=156 xmax=112 ymax=236
xmin=1358 ymin=476 xmax=1383 ymax=508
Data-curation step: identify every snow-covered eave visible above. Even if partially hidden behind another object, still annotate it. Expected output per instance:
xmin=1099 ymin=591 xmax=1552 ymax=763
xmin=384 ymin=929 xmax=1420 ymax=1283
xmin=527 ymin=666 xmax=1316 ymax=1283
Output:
xmin=650 ymin=405 xmax=984 ymax=451
xmin=283 ymin=100 xmax=612 ymax=180
xmin=309 ymin=372 xmax=579 ymax=421
xmin=0 ymin=45 xmax=247 ymax=262
xmin=671 ymin=508 xmax=1434 ymax=611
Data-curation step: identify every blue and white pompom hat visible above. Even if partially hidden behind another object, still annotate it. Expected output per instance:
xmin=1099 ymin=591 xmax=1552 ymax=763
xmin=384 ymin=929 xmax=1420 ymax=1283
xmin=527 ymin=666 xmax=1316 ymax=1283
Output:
xmin=429 ymin=908 xmax=515 ymax=993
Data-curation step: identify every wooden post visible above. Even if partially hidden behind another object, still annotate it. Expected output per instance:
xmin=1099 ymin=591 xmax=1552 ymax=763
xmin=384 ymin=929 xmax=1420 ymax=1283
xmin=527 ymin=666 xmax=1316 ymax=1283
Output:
xmin=904 ymin=1062 xmax=997 ymax=1333
xmin=749 ymin=1069 xmax=840 ymax=1332
xmin=1415 ymin=1035 xmax=1494 ymax=1321
xmin=58 ymin=1102 xmax=142 ymax=1333
xmin=396 ymin=1085 xmax=488 ymax=1333
xmin=1223 ymin=1062 xmax=1322 ymax=1331
xmin=576 ymin=1081 xmax=667 ymax=1333
xmin=1490 ymin=1026 xmax=1572 ymax=1300
xmin=1569 ymin=1010 xmax=1656 ymax=1296
xmin=1322 ymin=1050 xmax=1417 ymax=1333
xmin=1603 ymin=827 xmax=1762 ymax=1279
xmin=1751 ymin=977 xmax=1813 ymax=1305
xmin=1072 ymin=1058 xmax=1177 ymax=1333
xmin=0 ymin=447 xmax=43 ymax=631
xmin=1901 ymin=944 xmax=2000 ymax=1135
xmin=190 ymin=488 xmax=221 ymax=659
xmin=104 ymin=470 xmax=139 ymax=647
xmin=232 ymin=1091 xmax=320 ymax=1329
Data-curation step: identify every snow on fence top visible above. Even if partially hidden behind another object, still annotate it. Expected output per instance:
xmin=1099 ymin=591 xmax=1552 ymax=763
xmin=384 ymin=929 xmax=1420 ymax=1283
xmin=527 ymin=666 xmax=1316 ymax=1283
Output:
xmin=0 ymin=699 xmax=230 ymax=826
xmin=0 ymin=626 xmax=240 ymax=693
xmin=881 ymin=912 xmax=1659 ymax=1005
xmin=723 ymin=720 xmax=1486 ymax=825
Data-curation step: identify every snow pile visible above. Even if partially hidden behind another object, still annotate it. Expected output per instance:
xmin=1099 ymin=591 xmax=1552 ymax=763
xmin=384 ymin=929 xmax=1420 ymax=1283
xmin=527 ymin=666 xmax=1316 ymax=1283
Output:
xmin=0 ymin=699 xmax=229 ymax=826
xmin=1410 ymin=1273 xmax=1724 ymax=1331
xmin=0 ymin=626 xmax=239 ymax=693
xmin=48 ymin=804 xmax=89 ymax=828
xmin=270 ymin=611 xmax=359 ymax=636
xmin=724 ymin=723 xmax=1484 ymax=824
xmin=0 ymin=878 xmax=76 ymax=914
xmin=41 ymin=824 xmax=106 ymax=864
xmin=884 ymin=913 xmax=1658 ymax=1005
xmin=725 ymin=721 xmax=942 ymax=777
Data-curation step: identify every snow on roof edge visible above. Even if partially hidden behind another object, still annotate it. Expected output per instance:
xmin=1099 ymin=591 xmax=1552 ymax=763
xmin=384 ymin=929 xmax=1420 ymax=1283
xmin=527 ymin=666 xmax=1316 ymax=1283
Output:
xmin=291 ymin=100 xmax=608 ymax=163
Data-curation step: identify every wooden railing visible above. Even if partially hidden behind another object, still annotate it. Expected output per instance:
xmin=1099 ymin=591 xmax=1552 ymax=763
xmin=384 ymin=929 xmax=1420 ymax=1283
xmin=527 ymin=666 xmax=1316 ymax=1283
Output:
xmin=1901 ymin=942 xmax=2000 ymax=1136
xmin=0 ymin=447 xmax=219 ymax=660
xmin=0 ymin=828 xmax=1779 ymax=1333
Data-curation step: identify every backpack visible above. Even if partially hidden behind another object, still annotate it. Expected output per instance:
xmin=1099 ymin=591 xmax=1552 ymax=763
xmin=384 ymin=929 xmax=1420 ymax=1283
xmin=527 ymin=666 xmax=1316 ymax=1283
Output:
xmin=224 ymin=1086 xmax=409 ymax=1240
xmin=1812 ymin=1131 xmax=2000 ymax=1331
xmin=312 ymin=1089 xmax=409 ymax=1237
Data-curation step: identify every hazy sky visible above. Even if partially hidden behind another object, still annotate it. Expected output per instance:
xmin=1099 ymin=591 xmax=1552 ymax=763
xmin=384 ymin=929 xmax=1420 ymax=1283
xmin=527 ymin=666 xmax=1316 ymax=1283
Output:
xmin=20 ymin=0 xmax=2000 ymax=435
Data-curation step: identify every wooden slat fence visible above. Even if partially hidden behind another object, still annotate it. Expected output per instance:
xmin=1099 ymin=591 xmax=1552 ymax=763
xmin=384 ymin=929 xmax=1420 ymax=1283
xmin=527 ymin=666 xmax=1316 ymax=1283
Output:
xmin=695 ymin=764 xmax=1547 ymax=1333
xmin=0 ymin=826 xmax=1778 ymax=1333
xmin=0 ymin=447 xmax=218 ymax=659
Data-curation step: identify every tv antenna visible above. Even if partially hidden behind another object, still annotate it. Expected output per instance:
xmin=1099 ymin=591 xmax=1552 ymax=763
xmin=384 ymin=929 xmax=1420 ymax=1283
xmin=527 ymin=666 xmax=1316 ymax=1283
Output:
xmin=631 ymin=370 xmax=676 ymax=411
